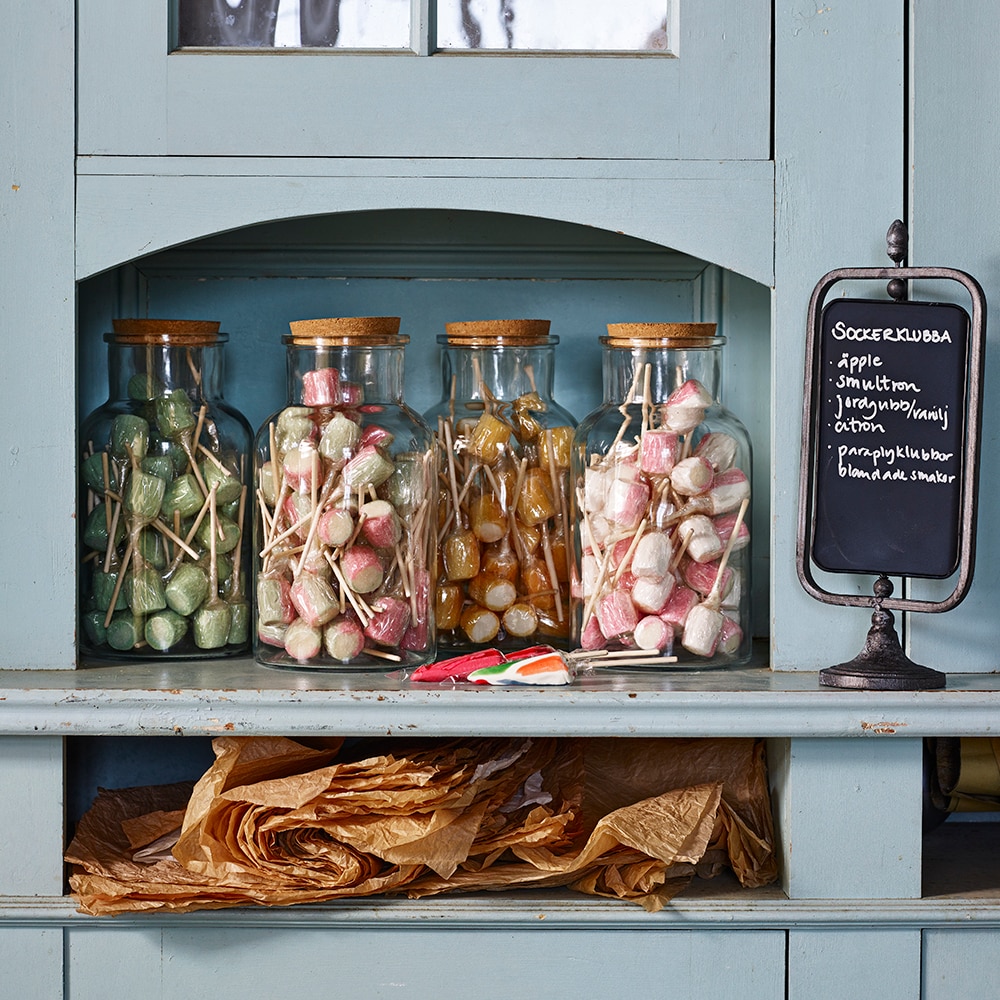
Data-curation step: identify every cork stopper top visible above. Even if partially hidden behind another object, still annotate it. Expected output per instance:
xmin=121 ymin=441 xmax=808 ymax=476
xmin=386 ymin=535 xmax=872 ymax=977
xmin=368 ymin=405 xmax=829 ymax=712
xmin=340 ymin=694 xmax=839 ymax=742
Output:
xmin=110 ymin=318 xmax=222 ymax=346
xmin=286 ymin=316 xmax=404 ymax=346
xmin=444 ymin=319 xmax=553 ymax=346
xmin=603 ymin=322 xmax=719 ymax=348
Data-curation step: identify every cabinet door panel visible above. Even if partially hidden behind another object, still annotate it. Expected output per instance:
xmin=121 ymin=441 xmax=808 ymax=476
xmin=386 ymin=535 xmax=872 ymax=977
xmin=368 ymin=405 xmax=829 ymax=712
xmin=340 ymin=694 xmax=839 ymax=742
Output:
xmin=922 ymin=929 xmax=1000 ymax=999
xmin=78 ymin=1 xmax=769 ymax=160
xmin=68 ymin=926 xmax=785 ymax=999
xmin=1 ymin=929 xmax=63 ymax=998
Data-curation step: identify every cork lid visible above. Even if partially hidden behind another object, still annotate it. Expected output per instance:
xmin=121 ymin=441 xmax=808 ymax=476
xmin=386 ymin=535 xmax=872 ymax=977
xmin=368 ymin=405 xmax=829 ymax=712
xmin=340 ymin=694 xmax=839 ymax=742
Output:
xmin=444 ymin=319 xmax=552 ymax=346
xmin=287 ymin=316 xmax=404 ymax=346
xmin=603 ymin=322 xmax=719 ymax=347
xmin=110 ymin=318 xmax=221 ymax=345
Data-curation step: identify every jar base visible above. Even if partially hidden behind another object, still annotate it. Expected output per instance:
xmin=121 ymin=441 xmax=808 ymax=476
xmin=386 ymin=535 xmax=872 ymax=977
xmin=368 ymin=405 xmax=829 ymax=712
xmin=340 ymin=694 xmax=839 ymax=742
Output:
xmin=79 ymin=642 xmax=249 ymax=664
xmin=254 ymin=649 xmax=432 ymax=672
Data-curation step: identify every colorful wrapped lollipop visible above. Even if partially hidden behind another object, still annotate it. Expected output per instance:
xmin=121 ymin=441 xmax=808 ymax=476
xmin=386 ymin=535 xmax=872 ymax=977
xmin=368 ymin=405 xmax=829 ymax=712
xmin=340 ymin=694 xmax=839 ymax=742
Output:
xmin=468 ymin=648 xmax=572 ymax=685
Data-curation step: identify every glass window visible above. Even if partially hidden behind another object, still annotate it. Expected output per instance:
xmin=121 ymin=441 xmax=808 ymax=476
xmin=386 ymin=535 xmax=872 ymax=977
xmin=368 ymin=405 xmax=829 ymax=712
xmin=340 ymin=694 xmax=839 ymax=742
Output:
xmin=176 ymin=0 xmax=412 ymax=49
xmin=437 ymin=0 xmax=674 ymax=52
xmin=176 ymin=0 xmax=675 ymax=53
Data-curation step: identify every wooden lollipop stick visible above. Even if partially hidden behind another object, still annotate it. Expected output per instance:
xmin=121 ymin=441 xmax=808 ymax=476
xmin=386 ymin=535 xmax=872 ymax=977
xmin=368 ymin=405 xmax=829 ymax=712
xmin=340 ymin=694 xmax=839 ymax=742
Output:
xmin=363 ymin=647 xmax=403 ymax=662
xmin=598 ymin=655 xmax=678 ymax=666
xmin=294 ymin=471 xmax=337 ymax=577
xmin=540 ymin=525 xmax=564 ymax=623
xmin=580 ymin=542 xmax=615 ymax=630
xmin=706 ymin=497 xmax=749 ymax=607
xmin=611 ymin=517 xmax=648 ymax=586
xmin=230 ymin=485 xmax=247 ymax=600
xmin=191 ymin=404 xmax=207 ymax=463
xmin=440 ymin=417 xmax=461 ymax=512
xmin=207 ymin=484 xmax=220 ymax=596
xmin=152 ymin=518 xmax=200 ymax=561
xmin=568 ymin=647 xmax=669 ymax=660
xmin=327 ymin=557 xmax=373 ymax=625
xmin=608 ymin=364 xmax=644 ymax=455
xmin=102 ymin=502 xmax=122 ymax=574
xmin=641 ymin=363 xmax=652 ymax=435
xmin=197 ymin=442 xmax=229 ymax=473
xmin=668 ymin=526 xmax=693 ymax=575
xmin=102 ymin=538 xmax=134 ymax=629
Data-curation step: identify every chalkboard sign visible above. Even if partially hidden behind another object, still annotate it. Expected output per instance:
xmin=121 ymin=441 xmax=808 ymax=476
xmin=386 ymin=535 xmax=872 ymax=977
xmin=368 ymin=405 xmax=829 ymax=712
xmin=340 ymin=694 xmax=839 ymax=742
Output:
xmin=812 ymin=298 xmax=970 ymax=578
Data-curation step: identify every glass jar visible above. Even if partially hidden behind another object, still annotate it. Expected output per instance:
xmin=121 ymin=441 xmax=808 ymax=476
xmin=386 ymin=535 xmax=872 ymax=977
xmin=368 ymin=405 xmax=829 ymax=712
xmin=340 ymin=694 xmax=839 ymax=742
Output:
xmin=79 ymin=319 xmax=253 ymax=659
xmin=571 ymin=323 xmax=753 ymax=666
xmin=253 ymin=317 xmax=436 ymax=669
xmin=424 ymin=320 xmax=576 ymax=651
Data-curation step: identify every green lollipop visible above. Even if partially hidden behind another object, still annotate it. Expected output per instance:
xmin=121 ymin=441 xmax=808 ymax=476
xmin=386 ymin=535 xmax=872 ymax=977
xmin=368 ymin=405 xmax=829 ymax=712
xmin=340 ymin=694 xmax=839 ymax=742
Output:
xmin=226 ymin=600 xmax=250 ymax=646
xmin=155 ymin=389 xmax=196 ymax=439
xmin=141 ymin=454 xmax=175 ymax=484
xmin=145 ymin=609 xmax=189 ymax=651
xmin=161 ymin=473 xmax=204 ymax=519
xmin=81 ymin=451 xmax=109 ymax=494
xmin=124 ymin=467 xmax=166 ymax=522
xmin=129 ymin=566 xmax=167 ymax=615
xmin=81 ymin=610 xmax=108 ymax=647
xmin=111 ymin=414 xmax=149 ymax=463
xmin=195 ymin=512 xmax=240 ymax=555
xmin=92 ymin=568 xmax=128 ymax=613
xmin=201 ymin=459 xmax=242 ymax=505
xmin=192 ymin=485 xmax=231 ymax=649
xmin=83 ymin=504 xmax=126 ymax=551
xmin=165 ymin=562 xmax=209 ymax=617
xmin=106 ymin=612 xmax=139 ymax=651
xmin=127 ymin=371 xmax=166 ymax=402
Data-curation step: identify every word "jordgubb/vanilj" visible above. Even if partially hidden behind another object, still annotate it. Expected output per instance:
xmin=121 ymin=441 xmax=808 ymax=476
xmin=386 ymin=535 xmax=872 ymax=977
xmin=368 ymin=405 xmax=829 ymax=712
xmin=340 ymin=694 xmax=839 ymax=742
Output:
xmin=832 ymin=394 xmax=950 ymax=432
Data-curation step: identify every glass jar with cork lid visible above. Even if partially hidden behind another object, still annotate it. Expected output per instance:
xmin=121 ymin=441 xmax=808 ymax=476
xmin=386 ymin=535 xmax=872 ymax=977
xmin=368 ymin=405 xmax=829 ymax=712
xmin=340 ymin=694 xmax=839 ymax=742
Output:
xmin=424 ymin=320 xmax=576 ymax=651
xmin=571 ymin=322 xmax=753 ymax=666
xmin=253 ymin=317 xmax=436 ymax=669
xmin=78 ymin=319 xmax=253 ymax=659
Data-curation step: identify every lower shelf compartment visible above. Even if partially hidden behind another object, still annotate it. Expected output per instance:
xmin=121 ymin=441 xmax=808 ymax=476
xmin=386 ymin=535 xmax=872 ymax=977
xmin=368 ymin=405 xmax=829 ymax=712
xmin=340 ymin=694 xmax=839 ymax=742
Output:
xmin=923 ymin=819 xmax=1000 ymax=899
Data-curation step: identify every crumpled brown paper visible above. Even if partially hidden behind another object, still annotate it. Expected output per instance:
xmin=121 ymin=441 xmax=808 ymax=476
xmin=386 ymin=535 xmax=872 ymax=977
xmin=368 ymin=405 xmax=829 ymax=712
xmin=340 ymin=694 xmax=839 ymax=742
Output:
xmin=66 ymin=736 xmax=776 ymax=915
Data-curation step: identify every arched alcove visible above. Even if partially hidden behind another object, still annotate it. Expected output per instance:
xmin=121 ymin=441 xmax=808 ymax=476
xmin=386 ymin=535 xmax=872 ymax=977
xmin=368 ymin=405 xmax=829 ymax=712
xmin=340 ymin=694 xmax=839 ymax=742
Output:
xmin=78 ymin=207 xmax=771 ymax=636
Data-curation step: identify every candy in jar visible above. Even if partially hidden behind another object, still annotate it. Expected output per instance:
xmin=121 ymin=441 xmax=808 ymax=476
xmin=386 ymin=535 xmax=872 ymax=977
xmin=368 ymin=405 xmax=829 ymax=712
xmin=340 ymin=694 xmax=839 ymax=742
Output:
xmin=423 ymin=320 xmax=576 ymax=652
xmin=571 ymin=323 xmax=753 ymax=666
xmin=253 ymin=317 xmax=436 ymax=669
xmin=79 ymin=319 xmax=252 ymax=659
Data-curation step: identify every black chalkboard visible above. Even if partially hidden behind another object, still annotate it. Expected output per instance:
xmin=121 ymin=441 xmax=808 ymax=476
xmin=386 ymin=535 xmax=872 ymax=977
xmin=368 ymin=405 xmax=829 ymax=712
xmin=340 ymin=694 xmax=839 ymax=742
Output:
xmin=812 ymin=298 xmax=970 ymax=578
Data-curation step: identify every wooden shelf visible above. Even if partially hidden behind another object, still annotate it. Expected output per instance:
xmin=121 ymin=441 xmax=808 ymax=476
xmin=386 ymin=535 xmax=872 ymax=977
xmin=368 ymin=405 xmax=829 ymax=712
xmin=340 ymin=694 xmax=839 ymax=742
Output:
xmin=4 ymin=655 xmax=1000 ymax=738
xmin=10 ymin=866 xmax=1000 ymax=930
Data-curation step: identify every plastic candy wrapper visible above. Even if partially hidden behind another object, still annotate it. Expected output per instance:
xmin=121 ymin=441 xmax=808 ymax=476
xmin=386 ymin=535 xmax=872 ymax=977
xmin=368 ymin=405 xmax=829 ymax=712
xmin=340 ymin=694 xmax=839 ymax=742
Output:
xmin=409 ymin=645 xmax=678 ymax=685
xmin=65 ymin=735 xmax=777 ymax=916
xmin=467 ymin=649 xmax=571 ymax=685
xmin=410 ymin=644 xmax=561 ymax=684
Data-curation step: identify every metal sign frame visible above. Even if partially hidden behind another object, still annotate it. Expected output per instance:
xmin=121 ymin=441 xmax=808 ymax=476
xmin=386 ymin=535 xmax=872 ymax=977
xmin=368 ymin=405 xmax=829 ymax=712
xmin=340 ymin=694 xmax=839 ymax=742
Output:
xmin=797 ymin=264 xmax=987 ymax=615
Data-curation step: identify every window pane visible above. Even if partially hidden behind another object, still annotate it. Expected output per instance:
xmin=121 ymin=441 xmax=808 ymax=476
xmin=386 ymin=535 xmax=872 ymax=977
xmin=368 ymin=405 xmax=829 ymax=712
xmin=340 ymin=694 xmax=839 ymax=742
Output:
xmin=437 ymin=0 xmax=674 ymax=52
xmin=176 ymin=0 xmax=411 ymax=49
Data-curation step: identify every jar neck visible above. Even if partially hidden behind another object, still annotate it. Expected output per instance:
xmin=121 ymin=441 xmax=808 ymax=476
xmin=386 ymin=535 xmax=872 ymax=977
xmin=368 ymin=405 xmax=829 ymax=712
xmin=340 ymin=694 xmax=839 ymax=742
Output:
xmin=106 ymin=340 xmax=223 ymax=403
xmin=439 ymin=342 xmax=558 ymax=403
xmin=602 ymin=343 xmax=723 ymax=405
xmin=287 ymin=342 xmax=406 ymax=404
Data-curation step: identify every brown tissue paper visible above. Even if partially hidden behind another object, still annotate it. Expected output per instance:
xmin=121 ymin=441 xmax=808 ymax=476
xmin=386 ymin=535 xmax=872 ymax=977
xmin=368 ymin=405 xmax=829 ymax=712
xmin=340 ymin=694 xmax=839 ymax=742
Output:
xmin=66 ymin=736 xmax=776 ymax=915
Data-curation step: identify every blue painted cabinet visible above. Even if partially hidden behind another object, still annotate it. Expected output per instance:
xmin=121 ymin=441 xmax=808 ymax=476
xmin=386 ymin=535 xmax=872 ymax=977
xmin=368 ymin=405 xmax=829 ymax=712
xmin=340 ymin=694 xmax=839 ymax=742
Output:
xmin=3 ymin=2 xmax=1000 ymax=998
xmin=78 ymin=0 xmax=769 ymax=160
